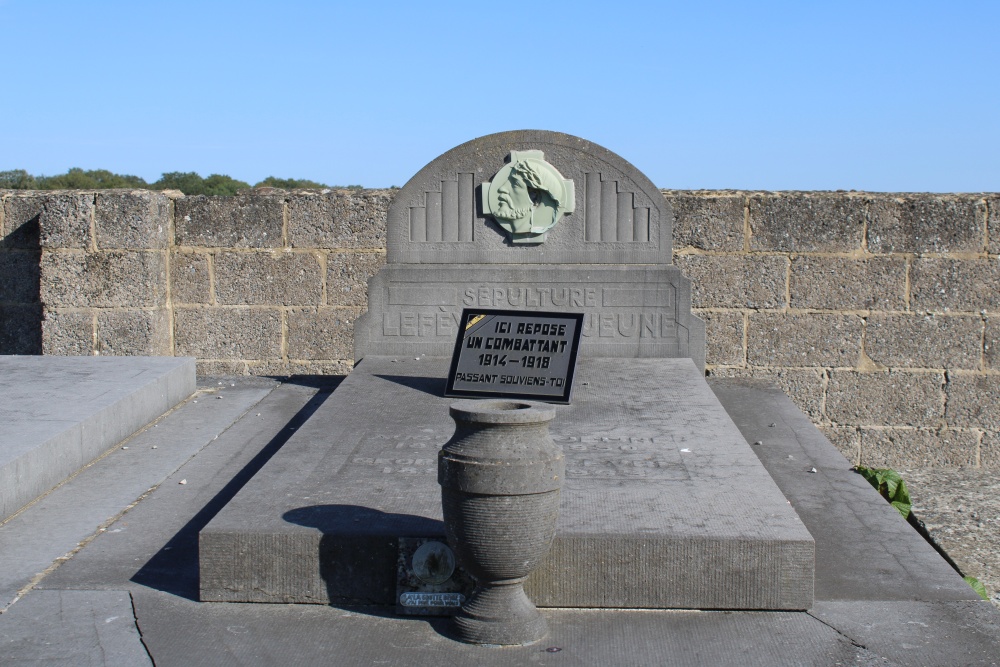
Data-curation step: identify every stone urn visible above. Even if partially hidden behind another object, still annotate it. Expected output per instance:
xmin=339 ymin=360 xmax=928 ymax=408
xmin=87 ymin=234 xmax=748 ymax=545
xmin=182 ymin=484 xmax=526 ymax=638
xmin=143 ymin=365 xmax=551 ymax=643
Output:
xmin=438 ymin=399 xmax=564 ymax=645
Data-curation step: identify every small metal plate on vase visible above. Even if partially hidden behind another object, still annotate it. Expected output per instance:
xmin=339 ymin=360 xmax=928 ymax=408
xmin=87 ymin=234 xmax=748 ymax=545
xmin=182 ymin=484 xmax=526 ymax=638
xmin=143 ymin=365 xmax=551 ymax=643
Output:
xmin=396 ymin=538 xmax=474 ymax=616
xmin=445 ymin=309 xmax=584 ymax=404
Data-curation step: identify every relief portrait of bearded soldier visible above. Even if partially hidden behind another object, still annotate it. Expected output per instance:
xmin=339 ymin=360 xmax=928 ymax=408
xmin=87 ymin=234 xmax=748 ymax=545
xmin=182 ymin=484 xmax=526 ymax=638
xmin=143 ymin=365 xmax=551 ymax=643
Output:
xmin=483 ymin=151 xmax=575 ymax=244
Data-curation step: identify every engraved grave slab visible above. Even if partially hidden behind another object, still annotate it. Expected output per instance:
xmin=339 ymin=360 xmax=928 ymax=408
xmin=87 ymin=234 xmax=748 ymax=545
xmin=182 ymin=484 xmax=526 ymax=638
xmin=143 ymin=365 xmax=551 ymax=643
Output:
xmin=199 ymin=356 xmax=814 ymax=609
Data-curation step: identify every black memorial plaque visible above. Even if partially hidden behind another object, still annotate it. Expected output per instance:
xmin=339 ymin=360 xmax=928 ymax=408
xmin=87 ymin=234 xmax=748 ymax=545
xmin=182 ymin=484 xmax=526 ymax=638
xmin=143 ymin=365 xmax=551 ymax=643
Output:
xmin=445 ymin=309 xmax=583 ymax=404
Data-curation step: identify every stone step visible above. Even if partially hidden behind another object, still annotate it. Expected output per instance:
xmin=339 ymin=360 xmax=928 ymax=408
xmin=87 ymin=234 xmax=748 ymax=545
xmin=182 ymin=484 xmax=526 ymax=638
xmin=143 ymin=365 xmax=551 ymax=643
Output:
xmin=200 ymin=357 xmax=814 ymax=610
xmin=0 ymin=356 xmax=196 ymax=521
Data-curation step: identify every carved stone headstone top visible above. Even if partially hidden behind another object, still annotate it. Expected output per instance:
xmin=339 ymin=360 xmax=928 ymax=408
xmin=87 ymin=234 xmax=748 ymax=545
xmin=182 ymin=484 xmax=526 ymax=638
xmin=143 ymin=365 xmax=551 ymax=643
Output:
xmin=356 ymin=130 xmax=705 ymax=367
xmin=387 ymin=130 xmax=672 ymax=264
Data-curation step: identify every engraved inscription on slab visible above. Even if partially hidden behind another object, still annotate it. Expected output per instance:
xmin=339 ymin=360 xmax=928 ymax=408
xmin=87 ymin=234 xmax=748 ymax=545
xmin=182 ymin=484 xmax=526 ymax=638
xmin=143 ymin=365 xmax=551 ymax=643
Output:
xmin=481 ymin=150 xmax=575 ymax=244
xmin=445 ymin=309 xmax=583 ymax=404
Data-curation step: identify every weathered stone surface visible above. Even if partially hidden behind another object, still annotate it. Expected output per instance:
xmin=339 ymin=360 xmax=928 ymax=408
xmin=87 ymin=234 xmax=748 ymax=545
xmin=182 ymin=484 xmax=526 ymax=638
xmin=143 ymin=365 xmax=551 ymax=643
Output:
xmin=859 ymin=428 xmax=978 ymax=468
xmin=214 ymin=251 xmax=322 ymax=306
xmin=945 ymin=373 xmax=1000 ymax=430
xmin=820 ymin=426 xmax=861 ymax=466
xmin=989 ymin=197 xmax=1000 ymax=255
xmin=174 ymin=307 xmax=281 ymax=360
xmin=97 ymin=309 xmax=171 ymax=356
xmin=0 ymin=250 xmax=40 ymax=304
xmin=826 ymin=371 xmax=944 ymax=427
xmin=40 ymin=251 xmax=166 ymax=308
xmin=5 ymin=194 xmax=92 ymax=249
xmin=385 ymin=132 xmax=674 ymax=265
xmin=175 ymin=195 xmax=283 ymax=248
xmin=2 ymin=197 xmax=39 ymax=248
xmin=865 ymin=314 xmax=982 ymax=370
xmin=200 ymin=358 xmax=814 ymax=610
xmin=910 ymin=258 xmax=1000 ymax=313
xmin=706 ymin=367 xmax=826 ymax=420
xmin=195 ymin=360 xmax=249 ymax=376
xmin=700 ymin=310 xmax=744 ymax=366
xmin=0 ymin=304 xmax=42 ymax=355
xmin=665 ymin=192 xmax=744 ymax=252
xmin=867 ymin=196 xmax=985 ymax=254
xmin=748 ymin=313 xmax=861 ymax=367
xmin=675 ymin=254 xmax=787 ymax=309
xmin=357 ymin=265 xmax=704 ymax=367
xmin=288 ymin=191 xmax=391 ymax=249
xmin=790 ymin=256 xmax=906 ymax=311
xmin=169 ymin=251 xmax=211 ymax=304
xmin=95 ymin=191 xmax=170 ymax=250
xmin=983 ymin=432 xmax=999 ymax=469
xmin=41 ymin=309 xmax=92 ymax=355
xmin=747 ymin=194 xmax=866 ymax=252
xmin=987 ymin=318 xmax=1000 ymax=370
xmin=325 ymin=251 xmax=385 ymax=307
xmin=287 ymin=307 xmax=361 ymax=360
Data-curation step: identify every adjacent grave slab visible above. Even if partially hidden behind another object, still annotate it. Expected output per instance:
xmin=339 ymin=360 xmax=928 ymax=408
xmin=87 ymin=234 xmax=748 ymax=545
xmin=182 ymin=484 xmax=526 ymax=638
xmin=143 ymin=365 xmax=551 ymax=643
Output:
xmin=0 ymin=355 xmax=195 ymax=520
xmin=200 ymin=356 xmax=814 ymax=610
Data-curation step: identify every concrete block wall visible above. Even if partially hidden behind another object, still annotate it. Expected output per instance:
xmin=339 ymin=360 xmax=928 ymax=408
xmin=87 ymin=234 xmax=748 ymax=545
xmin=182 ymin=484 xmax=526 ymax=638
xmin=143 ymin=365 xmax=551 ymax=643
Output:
xmin=667 ymin=191 xmax=998 ymax=470
xmin=2 ymin=188 xmax=997 ymax=471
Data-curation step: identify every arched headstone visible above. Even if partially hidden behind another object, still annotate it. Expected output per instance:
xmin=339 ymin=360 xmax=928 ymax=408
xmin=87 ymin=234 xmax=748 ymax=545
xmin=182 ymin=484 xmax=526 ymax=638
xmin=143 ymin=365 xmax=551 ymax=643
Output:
xmin=355 ymin=130 xmax=705 ymax=368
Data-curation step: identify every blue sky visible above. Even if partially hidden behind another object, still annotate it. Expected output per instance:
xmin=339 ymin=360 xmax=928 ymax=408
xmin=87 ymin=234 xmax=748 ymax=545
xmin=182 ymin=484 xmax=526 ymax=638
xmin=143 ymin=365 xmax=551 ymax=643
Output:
xmin=2 ymin=1 xmax=997 ymax=192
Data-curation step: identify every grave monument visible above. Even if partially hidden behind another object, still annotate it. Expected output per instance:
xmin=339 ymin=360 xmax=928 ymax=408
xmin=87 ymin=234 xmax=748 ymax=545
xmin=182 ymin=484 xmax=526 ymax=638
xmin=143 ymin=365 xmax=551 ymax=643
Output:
xmin=200 ymin=131 xmax=814 ymax=622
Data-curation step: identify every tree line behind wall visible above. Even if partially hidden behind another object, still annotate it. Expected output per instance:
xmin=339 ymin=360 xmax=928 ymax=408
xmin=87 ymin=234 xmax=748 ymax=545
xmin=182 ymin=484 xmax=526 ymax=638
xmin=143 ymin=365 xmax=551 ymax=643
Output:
xmin=0 ymin=169 xmax=362 ymax=196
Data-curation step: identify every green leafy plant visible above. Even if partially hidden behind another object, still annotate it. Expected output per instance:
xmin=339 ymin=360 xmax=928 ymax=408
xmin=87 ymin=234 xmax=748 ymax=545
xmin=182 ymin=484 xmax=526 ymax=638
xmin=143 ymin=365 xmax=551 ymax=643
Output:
xmin=854 ymin=466 xmax=912 ymax=519
xmin=963 ymin=576 xmax=990 ymax=601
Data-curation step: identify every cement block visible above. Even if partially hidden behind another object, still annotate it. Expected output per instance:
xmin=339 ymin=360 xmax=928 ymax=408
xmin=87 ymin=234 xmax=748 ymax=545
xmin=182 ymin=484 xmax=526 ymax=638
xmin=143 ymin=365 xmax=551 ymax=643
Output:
xmin=41 ymin=308 xmax=93 ymax=355
xmin=95 ymin=190 xmax=170 ymax=249
xmin=169 ymin=251 xmax=211 ymax=304
xmin=174 ymin=307 xmax=282 ymax=360
xmin=945 ymin=373 xmax=1000 ymax=430
xmin=0 ymin=303 xmax=42 ymax=355
xmin=175 ymin=194 xmax=283 ymax=248
xmin=325 ymin=251 xmax=385 ymax=306
xmin=826 ymin=370 xmax=944 ymax=427
xmin=868 ymin=195 xmax=986 ymax=254
xmin=910 ymin=258 xmax=1000 ymax=313
xmin=747 ymin=313 xmax=861 ymax=367
xmin=865 ymin=314 xmax=982 ymax=369
xmin=990 ymin=196 xmax=1000 ymax=255
xmin=2 ymin=199 xmax=41 ymax=249
xmin=820 ymin=426 xmax=861 ymax=465
xmin=286 ymin=307 xmax=361 ymax=360
xmin=0 ymin=356 xmax=195 ymax=521
xmin=675 ymin=254 xmax=787 ymax=309
xmin=665 ymin=192 xmax=744 ymax=251
xmin=0 ymin=249 xmax=40 ymax=304
xmin=747 ymin=194 xmax=866 ymax=252
xmin=983 ymin=432 xmax=999 ymax=468
xmin=199 ymin=358 xmax=814 ymax=610
xmin=214 ymin=251 xmax=322 ymax=306
xmin=40 ymin=250 xmax=167 ymax=308
xmin=790 ymin=256 xmax=906 ymax=310
xmin=4 ymin=193 xmax=93 ymax=249
xmin=707 ymin=366 xmax=826 ymax=420
xmin=859 ymin=427 xmax=978 ymax=469
xmin=700 ymin=310 xmax=744 ymax=365
xmin=987 ymin=317 xmax=1000 ymax=370
xmin=97 ymin=309 xmax=171 ymax=356
xmin=288 ymin=190 xmax=391 ymax=249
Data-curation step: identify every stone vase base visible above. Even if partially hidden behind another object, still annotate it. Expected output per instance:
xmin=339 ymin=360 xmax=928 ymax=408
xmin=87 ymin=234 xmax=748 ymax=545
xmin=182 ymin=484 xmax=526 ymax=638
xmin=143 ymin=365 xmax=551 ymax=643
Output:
xmin=452 ymin=580 xmax=547 ymax=646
